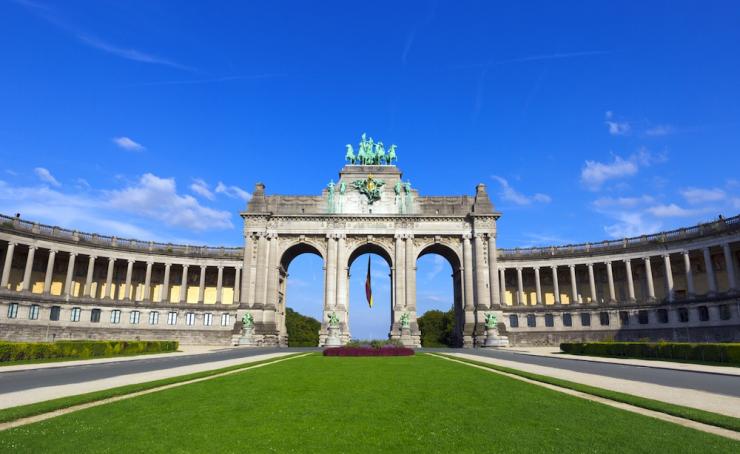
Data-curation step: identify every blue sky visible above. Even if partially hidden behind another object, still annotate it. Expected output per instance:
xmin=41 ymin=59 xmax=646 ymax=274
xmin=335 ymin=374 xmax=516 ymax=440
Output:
xmin=2 ymin=1 xmax=740 ymax=337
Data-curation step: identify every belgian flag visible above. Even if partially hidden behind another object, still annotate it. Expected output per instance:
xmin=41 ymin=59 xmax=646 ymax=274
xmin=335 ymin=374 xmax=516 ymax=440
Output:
xmin=365 ymin=255 xmax=374 ymax=308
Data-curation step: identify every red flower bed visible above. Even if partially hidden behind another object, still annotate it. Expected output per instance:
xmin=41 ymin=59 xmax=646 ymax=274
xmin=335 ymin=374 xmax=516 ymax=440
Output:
xmin=323 ymin=346 xmax=415 ymax=356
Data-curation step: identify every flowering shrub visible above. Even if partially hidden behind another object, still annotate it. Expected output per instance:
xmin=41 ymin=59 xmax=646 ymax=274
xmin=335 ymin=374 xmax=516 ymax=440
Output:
xmin=323 ymin=345 xmax=415 ymax=356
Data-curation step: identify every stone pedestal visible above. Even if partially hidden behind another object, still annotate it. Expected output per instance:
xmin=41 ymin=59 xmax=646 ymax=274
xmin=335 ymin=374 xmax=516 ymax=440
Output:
xmin=325 ymin=326 xmax=342 ymax=347
xmin=238 ymin=327 xmax=258 ymax=346
xmin=399 ymin=326 xmax=415 ymax=347
xmin=483 ymin=327 xmax=509 ymax=348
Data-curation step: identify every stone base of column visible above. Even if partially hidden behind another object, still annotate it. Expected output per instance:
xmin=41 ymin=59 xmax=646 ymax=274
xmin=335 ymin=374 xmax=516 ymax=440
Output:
xmin=483 ymin=327 xmax=509 ymax=348
xmin=324 ymin=326 xmax=342 ymax=347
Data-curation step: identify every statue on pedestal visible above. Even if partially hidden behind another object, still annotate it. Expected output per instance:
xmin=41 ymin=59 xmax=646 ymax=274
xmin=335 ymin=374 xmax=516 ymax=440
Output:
xmin=325 ymin=311 xmax=342 ymax=347
xmin=238 ymin=313 xmax=257 ymax=346
xmin=483 ymin=312 xmax=509 ymax=348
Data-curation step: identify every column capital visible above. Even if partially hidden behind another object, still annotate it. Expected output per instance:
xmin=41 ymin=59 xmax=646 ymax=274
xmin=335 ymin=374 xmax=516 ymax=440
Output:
xmin=49 ymin=248 xmax=58 ymax=255
xmin=88 ymin=254 xmax=97 ymax=260
xmin=587 ymin=262 xmax=594 ymax=268
xmin=28 ymin=245 xmax=38 ymax=251
xmin=69 ymin=252 xmax=78 ymax=258
xmin=217 ymin=265 xmax=224 ymax=270
xmin=623 ymin=258 xmax=631 ymax=264
xmin=182 ymin=263 xmax=189 ymax=269
xmin=662 ymin=253 xmax=671 ymax=259
xmin=108 ymin=256 xmax=115 ymax=262
xmin=164 ymin=262 xmax=171 ymax=268
xmin=127 ymin=258 xmax=135 ymax=264
xmin=533 ymin=266 xmax=540 ymax=271
xmin=682 ymin=249 xmax=690 ymax=256
xmin=462 ymin=233 xmax=472 ymax=241
xmin=146 ymin=260 xmax=153 ymax=266
xmin=643 ymin=256 xmax=651 ymax=262
xmin=568 ymin=264 xmax=575 ymax=269
xmin=236 ymin=264 xmax=243 ymax=270
xmin=550 ymin=265 xmax=558 ymax=270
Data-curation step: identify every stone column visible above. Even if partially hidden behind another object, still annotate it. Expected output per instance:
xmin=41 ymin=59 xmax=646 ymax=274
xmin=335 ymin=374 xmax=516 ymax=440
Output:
xmin=254 ymin=234 xmax=268 ymax=307
xmin=516 ymin=267 xmax=524 ymax=305
xmin=606 ymin=261 xmax=616 ymax=302
xmin=21 ymin=245 xmax=36 ymax=292
xmin=569 ymin=264 xmax=578 ymax=303
xmin=723 ymin=243 xmax=737 ymax=292
xmin=1 ymin=242 xmax=16 ymax=288
xmin=551 ymin=266 xmax=560 ymax=304
xmin=198 ymin=265 xmax=206 ymax=304
xmin=644 ymin=257 xmax=655 ymax=301
xmin=324 ymin=235 xmax=337 ymax=309
xmin=266 ymin=234 xmax=279 ymax=308
xmin=462 ymin=235 xmax=474 ymax=310
xmin=105 ymin=257 xmax=115 ymax=299
xmin=241 ymin=235 xmax=254 ymax=305
xmin=65 ymin=252 xmax=77 ymax=297
xmin=335 ymin=235 xmax=348 ymax=310
xmin=43 ymin=249 xmax=57 ymax=294
xmin=703 ymin=247 xmax=717 ymax=295
xmin=83 ymin=255 xmax=96 ymax=297
xmin=664 ymin=254 xmax=675 ymax=302
xmin=143 ymin=261 xmax=153 ymax=301
xmin=124 ymin=259 xmax=134 ymax=300
xmin=488 ymin=235 xmax=500 ymax=305
xmin=405 ymin=236 xmax=416 ymax=310
xmin=499 ymin=267 xmax=507 ymax=304
xmin=682 ymin=251 xmax=695 ymax=297
xmin=394 ymin=235 xmax=406 ymax=309
xmin=216 ymin=265 xmax=224 ymax=304
xmin=624 ymin=259 xmax=635 ymax=301
xmin=587 ymin=263 xmax=597 ymax=303
xmin=233 ymin=266 xmax=241 ymax=303
xmin=161 ymin=263 xmax=171 ymax=302
xmin=474 ymin=234 xmax=490 ymax=309
xmin=534 ymin=267 xmax=542 ymax=305
xmin=179 ymin=265 xmax=189 ymax=303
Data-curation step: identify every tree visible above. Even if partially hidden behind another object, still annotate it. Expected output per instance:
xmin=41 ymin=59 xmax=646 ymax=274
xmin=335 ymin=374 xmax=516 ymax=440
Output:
xmin=285 ymin=308 xmax=321 ymax=347
xmin=417 ymin=309 xmax=457 ymax=347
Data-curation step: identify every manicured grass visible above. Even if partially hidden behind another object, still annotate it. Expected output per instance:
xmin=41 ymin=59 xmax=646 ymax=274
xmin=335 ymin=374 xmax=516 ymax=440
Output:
xmin=440 ymin=354 xmax=740 ymax=433
xmin=0 ymin=354 xmax=303 ymax=424
xmin=0 ymin=354 xmax=737 ymax=453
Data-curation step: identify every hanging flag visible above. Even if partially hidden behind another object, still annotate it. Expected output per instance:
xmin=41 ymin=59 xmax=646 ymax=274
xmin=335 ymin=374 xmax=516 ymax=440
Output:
xmin=365 ymin=255 xmax=374 ymax=308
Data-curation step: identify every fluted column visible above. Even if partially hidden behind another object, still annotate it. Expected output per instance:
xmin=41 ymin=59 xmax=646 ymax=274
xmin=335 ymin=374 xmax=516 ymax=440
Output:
xmin=683 ymin=251 xmax=695 ymax=297
xmin=105 ymin=257 xmax=115 ymax=299
xmin=43 ymin=249 xmax=57 ymax=294
xmin=241 ymin=234 xmax=254 ymax=305
xmin=216 ymin=265 xmax=224 ymax=304
xmin=143 ymin=261 xmax=153 ymax=301
xmin=606 ymin=261 xmax=616 ymax=302
xmin=335 ymin=235 xmax=348 ymax=310
xmin=254 ymin=234 xmax=268 ymax=307
xmin=1 ymin=242 xmax=16 ymax=288
xmin=233 ymin=266 xmax=241 ymax=303
xmin=266 ymin=234 xmax=279 ymax=308
xmin=569 ymin=264 xmax=578 ymax=303
xmin=462 ymin=235 xmax=474 ymax=310
xmin=723 ymin=243 xmax=737 ymax=292
xmin=83 ymin=255 xmax=96 ymax=297
xmin=21 ymin=246 xmax=36 ymax=292
xmin=624 ymin=259 xmax=635 ymax=301
xmin=644 ymin=257 xmax=655 ymax=301
xmin=179 ymin=265 xmax=189 ymax=303
xmin=394 ymin=235 xmax=405 ymax=309
xmin=405 ymin=236 xmax=416 ymax=310
xmin=198 ymin=265 xmax=206 ymax=304
xmin=499 ymin=267 xmax=507 ymax=304
xmin=473 ymin=234 xmax=490 ymax=308
xmin=488 ymin=235 xmax=500 ymax=305
xmin=664 ymin=254 xmax=675 ymax=302
xmin=65 ymin=252 xmax=77 ymax=297
xmin=703 ymin=247 xmax=717 ymax=295
xmin=587 ymin=263 xmax=596 ymax=303
xmin=551 ymin=266 xmax=560 ymax=304
xmin=124 ymin=259 xmax=134 ymax=300
xmin=161 ymin=263 xmax=171 ymax=302
xmin=324 ymin=235 xmax=337 ymax=310
xmin=516 ymin=267 xmax=524 ymax=305
xmin=534 ymin=267 xmax=542 ymax=305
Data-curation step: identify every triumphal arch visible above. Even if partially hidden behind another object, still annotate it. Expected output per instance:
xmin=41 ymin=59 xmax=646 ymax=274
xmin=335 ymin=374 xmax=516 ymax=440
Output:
xmin=240 ymin=135 xmax=502 ymax=347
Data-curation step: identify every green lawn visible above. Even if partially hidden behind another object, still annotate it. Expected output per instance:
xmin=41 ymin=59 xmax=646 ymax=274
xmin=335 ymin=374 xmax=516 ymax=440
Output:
xmin=1 ymin=354 xmax=737 ymax=453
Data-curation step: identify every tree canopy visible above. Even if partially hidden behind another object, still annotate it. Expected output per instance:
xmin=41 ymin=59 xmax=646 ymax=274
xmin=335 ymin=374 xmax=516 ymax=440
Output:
xmin=285 ymin=308 xmax=321 ymax=347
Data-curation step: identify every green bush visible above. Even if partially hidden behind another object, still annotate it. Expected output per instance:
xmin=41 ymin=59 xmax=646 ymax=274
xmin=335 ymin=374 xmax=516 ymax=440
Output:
xmin=0 ymin=340 xmax=179 ymax=363
xmin=285 ymin=308 xmax=321 ymax=347
xmin=560 ymin=342 xmax=740 ymax=365
xmin=417 ymin=309 xmax=457 ymax=347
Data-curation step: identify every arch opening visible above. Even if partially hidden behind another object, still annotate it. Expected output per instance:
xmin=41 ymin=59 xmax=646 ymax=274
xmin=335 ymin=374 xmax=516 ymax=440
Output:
xmin=279 ymin=242 xmax=324 ymax=346
xmin=347 ymin=245 xmax=393 ymax=341
xmin=416 ymin=243 xmax=463 ymax=347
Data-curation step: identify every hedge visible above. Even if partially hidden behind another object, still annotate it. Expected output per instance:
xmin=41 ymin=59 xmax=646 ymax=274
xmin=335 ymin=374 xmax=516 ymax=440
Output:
xmin=323 ymin=346 xmax=415 ymax=356
xmin=0 ymin=340 xmax=179 ymax=363
xmin=560 ymin=341 xmax=740 ymax=365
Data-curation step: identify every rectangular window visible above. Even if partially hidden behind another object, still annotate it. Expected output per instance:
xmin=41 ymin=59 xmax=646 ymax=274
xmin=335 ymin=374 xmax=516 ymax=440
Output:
xmin=526 ymin=314 xmax=536 ymax=327
xmin=50 ymin=305 xmax=61 ymax=321
xmin=29 ymin=304 xmax=40 ymax=320
xmin=599 ymin=311 xmax=609 ymax=326
xmin=220 ymin=313 xmax=231 ymax=327
xmin=544 ymin=313 xmax=554 ymax=327
xmin=657 ymin=309 xmax=668 ymax=324
xmin=509 ymin=314 xmax=519 ymax=328
xmin=619 ymin=311 xmax=629 ymax=326
xmin=580 ymin=313 xmax=591 ymax=327
xmin=149 ymin=311 xmax=160 ymax=325
xmin=638 ymin=310 xmax=649 ymax=325
xmin=698 ymin=306 xmax=709 ymax=322
xmin=167 ymin=311 xmax=177 ymax=325
xmin=186 ymin=312 xmax=195 ymax=326
xmin=70 ymin=307 xmax=81 ymax=322
xmin=562 ymin=313 xmax=572 ymax=327
xmin=718 ymin=304 xmax=731 ymax=321
xmin=678 ymin=307 xmax=689 ymax=323
xmin=90 ymin=308 xmax=101 ymax=323
xmin=110 ymin=309 xmax=121 ymax=324
xmin=7 ymin=303 xmax=19 ymax=319
xmin=204 ymin=312 xmax=213 ymax=326
xmin=130 ymin=310 xmax=140 ymax=324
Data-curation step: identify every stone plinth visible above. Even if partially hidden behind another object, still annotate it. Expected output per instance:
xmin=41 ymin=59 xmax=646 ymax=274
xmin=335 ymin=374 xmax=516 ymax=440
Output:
xmin=483 ymin=327 xmax=509 ymax=348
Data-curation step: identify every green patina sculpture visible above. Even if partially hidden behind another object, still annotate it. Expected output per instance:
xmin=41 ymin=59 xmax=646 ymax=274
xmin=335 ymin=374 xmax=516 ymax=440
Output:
xmin=394 ymin=181 xmax=402 ymax=196
xmin=339 ymin=181 xmax=346 ymax=195
xmin=349 ymin=133 xmax=398 ymax=165
xmin=242 ymin=313 xmax=254 ymax=329
xmin=399 ymin=312 xmax=410 ymax=329
xmin=352 ymin=175 xmax=385 ymax=204
xmin=345 ymin=144 xmax=356 ymax=164
xmin=328 ymin=311 xmax=340 ymax=328
xmin=484 ymin=313 xmax=497 ymax=329
xmin=387 ymin=144 xmax=397 ymax=164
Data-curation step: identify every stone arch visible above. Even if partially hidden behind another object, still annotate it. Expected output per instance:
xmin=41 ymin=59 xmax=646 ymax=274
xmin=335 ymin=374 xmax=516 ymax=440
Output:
xmin=416 ymin=241 xmax=462 ymax=271
xmin=347 ymin=239 xmax=394 ymax=269
xmin=279 ymin=240 xmax=324 ymax=271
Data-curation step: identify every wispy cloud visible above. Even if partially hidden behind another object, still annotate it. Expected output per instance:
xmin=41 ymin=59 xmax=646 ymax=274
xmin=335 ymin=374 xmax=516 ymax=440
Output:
xmin=215 ymin=182 xmax=251 ymax=201
xmin=645 ymin=125 xmax=674 ymax=136
xmin=604 ymin=111 xmax=631 ymax=135
xmin=580 ymin=149 xmax=666 ymax=191
xmin=680 ymin=187 xmax=726 ymax=205
xmin=491 ymin=176 xmax=551 ymax=206
xmin=33 ymin=167 xmax=60 ymax=187
xmin=113 ymin=136 xmax=145 ymax=152
xmin=190 ymin=178 xmax=215 ymax=200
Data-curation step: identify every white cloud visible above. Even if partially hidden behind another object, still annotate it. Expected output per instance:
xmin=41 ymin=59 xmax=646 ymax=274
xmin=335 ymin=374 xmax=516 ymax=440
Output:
xmin=107 ymin=174 xmax=232 ymax=231
xmin=645 ymin=125 xmax=674 ymax=136
xmin=190 ymin=178 xmax=215 ymax=200
xmin=33 ymin=167 xmax=60 ymax=187
xmin=603 ymin=212 xmax=662 ymax=238
xmin=580 ymin=156 xmax=637 ymax=190
xmin=680 ymin=187 xmax=726 ymax=205
xmin=604 ymin=111 xmax=630 ymax=135
xmin=491 ymin=176 xmax=551 ymax=206
xmin=592 ymin=195 xmax=655 ymax=208
xmin=215 ymin=182 xmax=251 ymax=201
xmin=112 ymin=136 xmax=145 ymax=151
xmin=646 ymin=203 xmax=704 ymax=218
